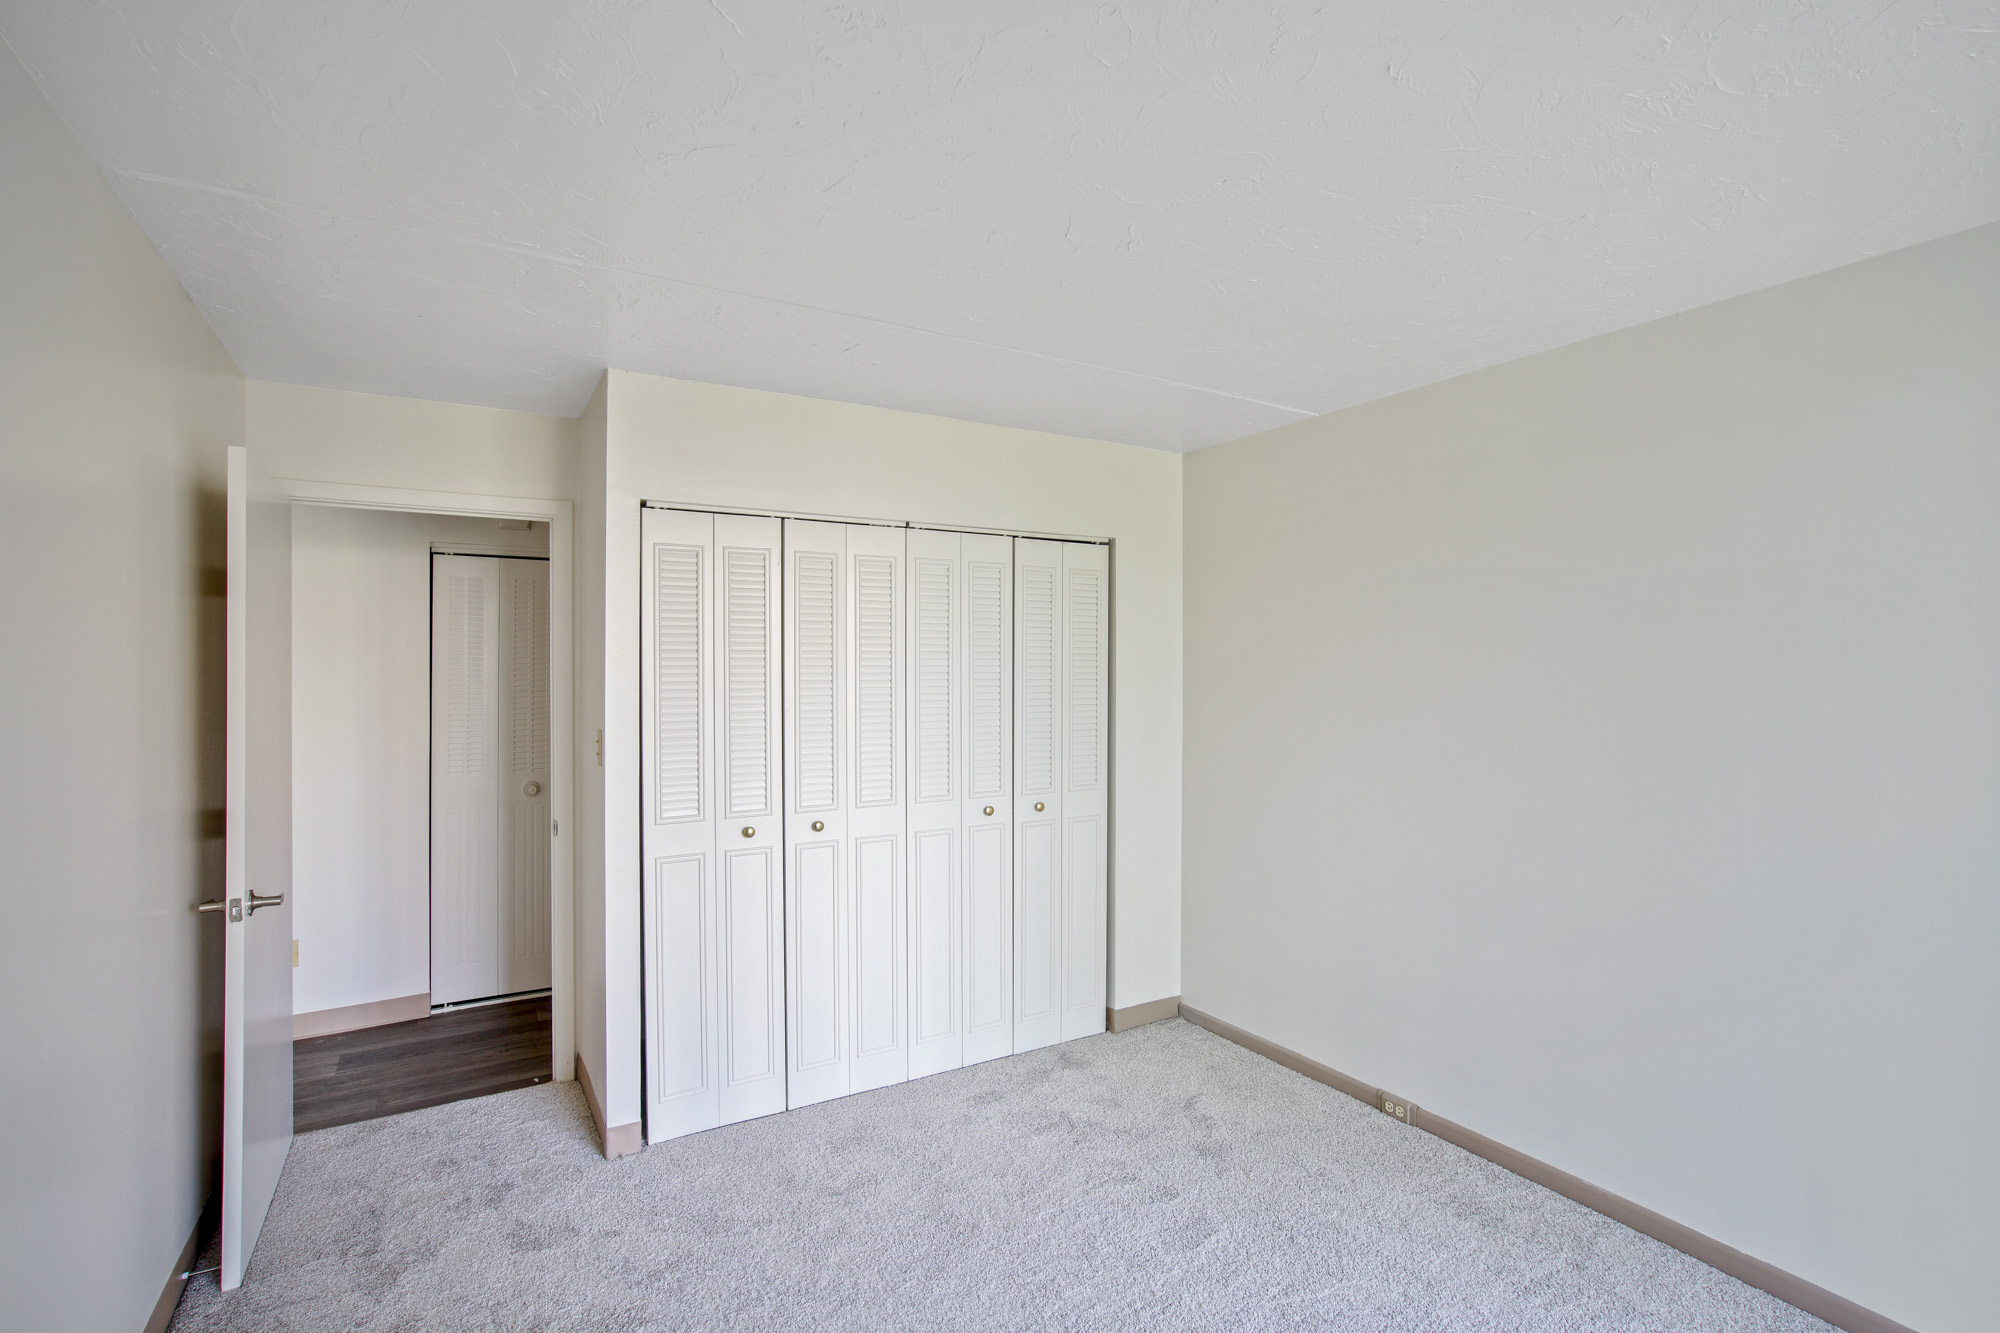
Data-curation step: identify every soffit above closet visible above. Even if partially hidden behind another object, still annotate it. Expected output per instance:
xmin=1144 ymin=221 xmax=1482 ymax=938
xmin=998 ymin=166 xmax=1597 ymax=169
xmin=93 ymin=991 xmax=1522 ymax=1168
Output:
xmin=4 ymin=2 xmax=1995 ymax=450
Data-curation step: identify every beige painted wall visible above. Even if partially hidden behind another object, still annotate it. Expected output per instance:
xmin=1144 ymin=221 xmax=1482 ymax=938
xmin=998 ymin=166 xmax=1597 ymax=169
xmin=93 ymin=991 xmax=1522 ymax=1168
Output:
xmin=1183 ymin=221 xmax=2000 ymax=1333
xmin=247 ymin=380 xmax=576 ymax=499
xmin=583 ymin=370 xmax=1184 ymax=1127
xmin=0 ymin=44 xmax=244 ymax=1332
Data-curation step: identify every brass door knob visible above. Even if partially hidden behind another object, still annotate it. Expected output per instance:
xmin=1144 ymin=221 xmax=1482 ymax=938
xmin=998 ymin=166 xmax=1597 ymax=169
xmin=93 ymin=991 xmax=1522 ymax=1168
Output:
xmin=983 ymin=806 xmax=994 ymax=817
xmin=811 ymin=821 xmax=824 ymax=833
xmin=1035 ymin=802 xmax=1045 ymax=812
xmin=741 ymin=826 xmax=755 ymax=838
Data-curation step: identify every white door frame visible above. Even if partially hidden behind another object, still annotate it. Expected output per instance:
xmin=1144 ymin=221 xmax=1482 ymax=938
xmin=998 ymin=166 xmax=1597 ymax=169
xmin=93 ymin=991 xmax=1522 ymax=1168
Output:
xmin=275 ymin=477 xmax=576 ymax=1085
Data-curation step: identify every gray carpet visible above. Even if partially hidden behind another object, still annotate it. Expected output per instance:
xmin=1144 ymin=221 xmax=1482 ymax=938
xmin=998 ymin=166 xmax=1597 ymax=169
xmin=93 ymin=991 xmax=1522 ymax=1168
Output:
xmin=169 ymin=1019 xmax=1831 ymax=1332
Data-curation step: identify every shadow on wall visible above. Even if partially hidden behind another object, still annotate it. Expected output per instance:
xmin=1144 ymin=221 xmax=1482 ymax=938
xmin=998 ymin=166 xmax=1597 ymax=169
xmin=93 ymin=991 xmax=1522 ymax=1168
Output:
xmin=192 ymin=474 xmax=226 ymax=1214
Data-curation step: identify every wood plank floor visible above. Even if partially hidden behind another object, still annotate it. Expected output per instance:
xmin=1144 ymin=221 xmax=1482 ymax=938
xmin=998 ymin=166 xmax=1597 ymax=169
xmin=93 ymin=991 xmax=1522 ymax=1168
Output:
xmin=294 ymin=996 xmax=552 ymax=1133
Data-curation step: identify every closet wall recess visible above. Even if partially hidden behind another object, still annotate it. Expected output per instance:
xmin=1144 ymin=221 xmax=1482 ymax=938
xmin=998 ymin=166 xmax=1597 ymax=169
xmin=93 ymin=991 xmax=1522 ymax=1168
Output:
xmin=640 ymin=505 xmax=1109 ymax=1143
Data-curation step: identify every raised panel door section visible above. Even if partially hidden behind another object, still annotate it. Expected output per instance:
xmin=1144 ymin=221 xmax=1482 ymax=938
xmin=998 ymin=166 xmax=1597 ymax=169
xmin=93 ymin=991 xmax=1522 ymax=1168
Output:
xmin=722 ymin=846 xmax=782 ymax=1095
xmin=910 ymin=828 xmax=955 ymax=1058
xmin=1060 ymin=542 xmax=1110 ymax=1040
xmin=641 ymin=508 xmax=787 ymax=1143
xmin=789 ymin=833 xmax=843 ymax=1103
xmin=852 ymin=834 xmax=901 ymax=1062
xmin=906 ymin=528 xmax=962 ymax=1077
xmin=1013 ymin=539 xmax=1064 ymax=1053
xmin=960 ymin=534 xmax=1014 ymax=1066
xmin=649 ymin=854 xmax=708 ymax=1105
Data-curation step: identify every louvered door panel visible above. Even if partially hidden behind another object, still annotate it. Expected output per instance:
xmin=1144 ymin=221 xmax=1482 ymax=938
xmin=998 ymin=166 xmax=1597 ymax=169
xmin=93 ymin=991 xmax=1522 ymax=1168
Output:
xmin=1060 ymin=542 xmax=1110 ymax=1040
xmin=653 ymin=543 xmax=703 ymax=823
xmin=792 ymin=550 xmax=838 ymax=812
xmin=855 ymin=555 xmax=898 ymax=807
xmin=723 ymin=546 xmax=775 ymax=820
xmin=914 ymin=556 xmax=954 ymax=802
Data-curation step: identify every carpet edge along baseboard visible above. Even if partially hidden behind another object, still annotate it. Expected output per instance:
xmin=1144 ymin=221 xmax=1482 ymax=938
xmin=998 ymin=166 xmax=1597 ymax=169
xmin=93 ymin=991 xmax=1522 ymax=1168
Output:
xmin=1173 ymin=1003 xmax=1918 ymax=1333
xmin=1107 ymin=995 xmax=1182 ymax=1033
xmin=574 ymin=1053 xmax=643 ymax=1159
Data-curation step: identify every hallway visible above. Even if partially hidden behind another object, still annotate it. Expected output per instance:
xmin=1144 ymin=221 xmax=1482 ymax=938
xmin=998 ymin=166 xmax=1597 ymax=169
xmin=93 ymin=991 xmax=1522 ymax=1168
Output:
xmin=293 ymin=997 xmax=552 ymax=1133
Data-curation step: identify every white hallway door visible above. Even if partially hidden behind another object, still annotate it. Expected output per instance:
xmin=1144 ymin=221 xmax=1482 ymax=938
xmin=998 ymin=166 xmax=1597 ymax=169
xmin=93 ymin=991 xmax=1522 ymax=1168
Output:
xmin=431 ymin=554 xmax=552 ymax=1006
xmin=641 ymin=510 xmax=788 ymax=1140
xmin=784 ymin=520 xmax=909 ymax=1108
xmin=217 ymin=444 xmax=293 ymax=1290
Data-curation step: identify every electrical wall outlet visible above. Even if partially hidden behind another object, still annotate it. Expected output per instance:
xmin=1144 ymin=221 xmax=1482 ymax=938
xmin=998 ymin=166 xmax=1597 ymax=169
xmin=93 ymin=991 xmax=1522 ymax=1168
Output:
xmin=1379 ymin=1090 xmax=1416 ymax=1126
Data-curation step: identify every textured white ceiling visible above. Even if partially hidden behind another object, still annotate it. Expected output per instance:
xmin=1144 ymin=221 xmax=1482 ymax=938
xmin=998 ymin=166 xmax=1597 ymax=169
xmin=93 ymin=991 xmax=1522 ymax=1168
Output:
xmin=5 ymin=2 xmax=1998 ymax=449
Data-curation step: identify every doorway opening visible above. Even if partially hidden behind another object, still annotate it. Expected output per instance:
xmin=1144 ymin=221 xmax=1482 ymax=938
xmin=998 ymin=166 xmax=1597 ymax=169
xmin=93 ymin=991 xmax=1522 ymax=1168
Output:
xmin=284 ymin=502 xmax=568 ymax=1132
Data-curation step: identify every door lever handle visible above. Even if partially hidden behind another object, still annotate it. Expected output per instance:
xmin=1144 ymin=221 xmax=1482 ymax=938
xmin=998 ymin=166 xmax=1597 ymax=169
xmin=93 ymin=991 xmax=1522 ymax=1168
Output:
xmin=197 ymin=898 xmax=243 ymax=921
xmin=247 ymin=892 xmax=285 ymax=915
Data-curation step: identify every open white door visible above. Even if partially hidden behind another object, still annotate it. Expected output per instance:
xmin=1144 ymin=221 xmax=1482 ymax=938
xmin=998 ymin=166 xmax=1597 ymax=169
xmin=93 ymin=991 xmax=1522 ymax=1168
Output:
xmin=217 ymin=444 xmax=294 ymax=1289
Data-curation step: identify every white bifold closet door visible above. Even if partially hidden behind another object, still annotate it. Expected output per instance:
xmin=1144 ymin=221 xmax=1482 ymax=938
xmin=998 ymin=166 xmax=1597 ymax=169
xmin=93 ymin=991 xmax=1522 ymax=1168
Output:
xmin=1013 ymin=539 xmax=1110 ymax=1051
xmin=907 ymin=529 xmax=1015 ymax=1077
xmin=431 ymin=554 xmax=552 ymax=1007
xmin=784 ymin=520 xmax=910 ymax=1107
xmin=641 ymin=510 xmax=788 ymax=1141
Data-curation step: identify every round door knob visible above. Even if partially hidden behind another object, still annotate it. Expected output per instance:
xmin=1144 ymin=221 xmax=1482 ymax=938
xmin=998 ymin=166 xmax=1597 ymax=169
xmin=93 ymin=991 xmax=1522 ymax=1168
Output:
xmin=523 ymin=781 xmax=541 ymax=797
xmin=983 ymin=806 xmax=995 ymax=817
xmin=741 ymin=826 xmax=755 ymax=838
xmin=1034 ymin=802 xmax=1045 ymax=812
xmin=811 ymin=821 xmax=824 ymax=833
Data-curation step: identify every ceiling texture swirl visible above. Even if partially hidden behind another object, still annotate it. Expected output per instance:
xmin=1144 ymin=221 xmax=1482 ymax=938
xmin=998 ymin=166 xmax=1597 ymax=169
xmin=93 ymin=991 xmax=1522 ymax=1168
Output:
xmin=4 ymin=1 xmax=1997 ymax=448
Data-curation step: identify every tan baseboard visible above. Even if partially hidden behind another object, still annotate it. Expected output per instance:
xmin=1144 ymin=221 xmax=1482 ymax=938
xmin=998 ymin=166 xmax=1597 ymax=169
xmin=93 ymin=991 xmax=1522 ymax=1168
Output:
xmin=574 ymin=1052 xmax=643 ymax=1160
xmin=143 ymin=1208 xmax=205 ymax=1333
xmin=1107 ymin=995 xmax=1181 ymax=1032
xmin=293 ymin=992 xmax=430 ymax=1040
xmin=1176 ymin=1003 xmax=1916 ymax=1333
